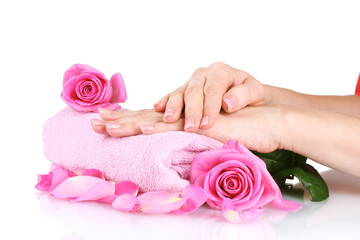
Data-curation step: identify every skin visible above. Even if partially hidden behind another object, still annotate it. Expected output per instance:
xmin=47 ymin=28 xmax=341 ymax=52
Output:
xmin=91 ymin=62 xmax=360 ymax=177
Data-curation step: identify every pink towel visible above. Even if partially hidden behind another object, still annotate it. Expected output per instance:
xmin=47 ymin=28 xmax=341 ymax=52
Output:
xmin=43 ymin=107 xmax=223 ymax=192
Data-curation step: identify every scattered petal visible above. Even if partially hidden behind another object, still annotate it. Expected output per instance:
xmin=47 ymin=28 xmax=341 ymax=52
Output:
xmin=268 ymin=194 xmax=302 ymax=211
xmin=137 ymin=191 xmax=186 ymax=213
xmin=35 ymin=174 xmax=53 ymax=192
xmin=50 ymin=176 xmax=110 ymax=199
xmin=81 ymin=169 xmax=104 ymax=179
xmin=115 ymin=181 xmax=139 ymax=196
xmin=112 ymin=194 xmax=141 ymax=212
xmin=35 ymin=167 xmax=75 ymax=192
xmin=73 ymin=181 xmax=115 ymax=202
xmin=222 ymin=198 xmax=263 ymax=223
xmin=173 ymin=184 xmax=207 ymax=214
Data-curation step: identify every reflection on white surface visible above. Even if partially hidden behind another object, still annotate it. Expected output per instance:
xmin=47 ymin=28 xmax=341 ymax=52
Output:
xmin=37 ymin=170 xmax=360 ymax=240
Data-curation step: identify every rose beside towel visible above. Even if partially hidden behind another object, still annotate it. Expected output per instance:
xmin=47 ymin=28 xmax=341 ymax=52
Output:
xmin=37 ymin=63 xmax=323 ymax=223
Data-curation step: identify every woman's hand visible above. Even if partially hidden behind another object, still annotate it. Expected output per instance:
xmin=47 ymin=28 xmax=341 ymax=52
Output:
xmin=92 ymin=105 xmax=285 ymax=153
xmin=153 ymin=62 xmax=265 ymax=132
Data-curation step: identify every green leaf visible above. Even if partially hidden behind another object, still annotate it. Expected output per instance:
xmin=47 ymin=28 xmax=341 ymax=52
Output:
xmin=252 ymin=149 xmax=307 ymax=175
xmin=273 ymin=164 xmax=329 ymax=201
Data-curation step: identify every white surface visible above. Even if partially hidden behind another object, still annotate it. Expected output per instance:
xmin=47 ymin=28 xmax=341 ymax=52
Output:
xmin=1 ymin=0 xmax=359 ymax=239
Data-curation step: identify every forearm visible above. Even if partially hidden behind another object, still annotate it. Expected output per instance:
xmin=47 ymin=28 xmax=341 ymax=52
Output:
xmin=280 ymin=107 xmax=360 ymax=177
xmin=264 ymin=85 xmax=360 ymax=118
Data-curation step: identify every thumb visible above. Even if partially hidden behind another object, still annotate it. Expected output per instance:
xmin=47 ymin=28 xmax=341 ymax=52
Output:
xmin=222 ymin=78 xmax=264 ymax=112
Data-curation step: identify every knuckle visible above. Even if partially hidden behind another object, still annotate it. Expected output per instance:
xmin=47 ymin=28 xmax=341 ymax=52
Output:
xmin=208 ymin=61 xmax=226 ymax=71
xmin=184 ymin=86 xmax=201 ymax=97
xmin=192 ymin=67 xmax=206 ymax=77
xmin=203 ymin=85 xmax=221 ymax=95
xmin=169 ymin=88 xmax=184 ymax=99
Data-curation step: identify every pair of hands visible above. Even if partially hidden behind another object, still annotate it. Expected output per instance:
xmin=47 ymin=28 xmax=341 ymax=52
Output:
xmin=91 ymin=62 xmax=284 ymax=153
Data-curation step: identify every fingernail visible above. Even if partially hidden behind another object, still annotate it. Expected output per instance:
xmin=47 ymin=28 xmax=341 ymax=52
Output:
xmin=224 ymin=96 xmax=237 ymax=111
xmin=91 ymin=119 xmax=105 ymax=126
xmin=153 ymin=100 xmax=161 ymax=106
xmin=140 ymin=124 xmax=154 ymax=132
xmin=164 ymin=109 xmax=175 ymax=120
xmin=98 ymin=108 xmax=112 ymax=115
xmin=184 ymin=117 xmax=195 ymax=131
xmin=106 ymin=122 xmax=122 ymax=130
xmin=200 ymin=116 xmax=209 ymax=128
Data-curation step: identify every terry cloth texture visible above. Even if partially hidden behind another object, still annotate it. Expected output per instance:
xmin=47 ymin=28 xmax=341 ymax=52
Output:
xmin=43 ymin=107 xmax=223 ymax=192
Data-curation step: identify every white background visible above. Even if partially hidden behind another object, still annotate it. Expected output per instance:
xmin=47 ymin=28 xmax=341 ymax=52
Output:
xmin=1 ymin=0 xmax=359 ymax=239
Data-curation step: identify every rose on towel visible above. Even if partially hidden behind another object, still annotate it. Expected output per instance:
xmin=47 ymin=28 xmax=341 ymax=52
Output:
xmin=190 ymin=140 xmax=301 ymax=223
xmin=61 ymin=64 xmax=127 ymax=112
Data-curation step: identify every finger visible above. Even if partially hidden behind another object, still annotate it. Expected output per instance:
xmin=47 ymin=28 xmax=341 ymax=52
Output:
xmin=184 ymin=68 xmax=206 ymax=132
xmin=163 ymin=86 xmax=185 ymax=123
xmin=222 ymin=77 xmax=264 ymax=112
xmin=200 ymin=63 xmax=233 ymax=129
xmin=91 ymin=119 xmax=107 ymax=134
xmin=98 ymin=108 xmax=134 ymax=121
xmin=140 ymin=118 xmax=184 ymax=135
xmin=153 ymin=94 xmax=170 ymax=112
xmin=105 ymin=121 xmax=142 ymax=138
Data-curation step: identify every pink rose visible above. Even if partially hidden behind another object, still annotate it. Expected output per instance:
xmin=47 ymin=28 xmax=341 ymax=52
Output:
xmin=190 ymin=140 xmax=301 ymax=222
xmin=61 ymin=64 xmax=127 ymax=112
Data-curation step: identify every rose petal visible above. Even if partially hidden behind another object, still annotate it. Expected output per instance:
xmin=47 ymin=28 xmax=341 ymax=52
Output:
xmin=35 ymin=167 xmax=75 ymax=192
xmin=97 ymin=195 xmax=118 ymax=204
xmin=191 ymin=148 xmax=238 ymax=184
xmin=50 ymin=176 xmax=109 ymax=199
xmin=73 ymin=181 xmax=115 ymax=202
xmin=50 ymin=167 xmax=76 ymax=191
xmin=172 ymin=184 xmax=207 ymax=214
xmin=222 ymin=198 xmax=263 ymax=223
xmin=74 ymin=73 xmax=105 ymax=103
xmin=268 ymin=194 xmax=302 ymax=211
xmin=81 ymin=69 xmax=107 ymax=82
xmin=114 ymin=181 xmax=139 ymax=196
xmin=63 ymin=64 xmax=96 ymax=84
xmin=112 ymin=194 xmax=141 ymax=212
xmin=110 ymin=73 xmax=127 ymax=103
xmin=137 ymin=191 xmax=186 ymax=213
xmin=35 ymin=174 xmax=53 ymax=192
xmin=81 ymin=169 xmax=104 ymax=179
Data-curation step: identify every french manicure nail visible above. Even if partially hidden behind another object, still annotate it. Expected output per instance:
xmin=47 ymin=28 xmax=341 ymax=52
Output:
xmin=106 ymin=122 xmax=122 ymax=130
xmin=164 ymin=109 xmax=175 ymax=120
xmin=91 ymin=119 xmax=105 ymax=126
xmin=224 ymin=96 xmax=237 ymax=111
xmin=141 ymin=125 xmax=154 ymax=132
xmin=200 ymin=116 xmax=209 ymax=128
xmin=184 ymin=117 xmax=195 ymax=131
xmin=98 ymin=108 xmax=112 ymax=115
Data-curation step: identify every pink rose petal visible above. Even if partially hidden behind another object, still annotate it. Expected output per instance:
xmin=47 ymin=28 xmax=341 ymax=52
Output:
xmin=35 ymin=174 xmax=53 ymax=192
xmin=222 ymin=198 xmax=263 ymax=223
xmin=137 ymin=191 xmax=186 ymax=214
xmin=35 ymin=167 xmax=75 ymax=192
xmin=73 ymin=181 xmax=115 ymax=202
xmin=268 ymin=194 xmax=302 ymax=211
xmin=115 ymin=181 xmax=139 ymax=196
xmin=63 ymin=64 xmax=96 ymax=84
xmin=50 ymin=176 xmax=110 ymax=199
xmin=50 ymin=167 xmax=76 ymax=191
xmin=81 ymin=169 xmax=104 ymax=179
xmin=112 ymin=194 xmax=141 ymax=212
xmin=110 ymin=73 xmax=127 ymax=103
xmin=97 ymin=195 xmax=118 ymax=204
xmin=173 ymin=184 xmax=207 ymax=214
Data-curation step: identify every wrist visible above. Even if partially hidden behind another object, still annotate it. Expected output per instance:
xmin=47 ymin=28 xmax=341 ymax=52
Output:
xmin=275 ymin=105 xmax=298 ymax=151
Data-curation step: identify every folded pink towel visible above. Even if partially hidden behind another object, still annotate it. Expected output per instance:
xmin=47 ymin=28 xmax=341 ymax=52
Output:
xmin=43 ymin=107 xmax=223 ymax=192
